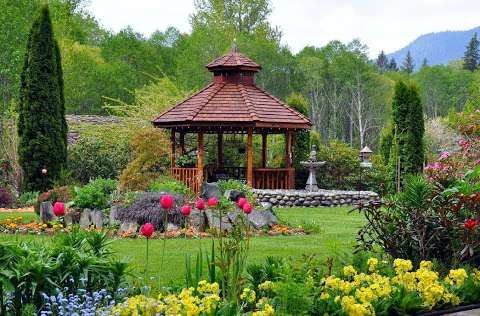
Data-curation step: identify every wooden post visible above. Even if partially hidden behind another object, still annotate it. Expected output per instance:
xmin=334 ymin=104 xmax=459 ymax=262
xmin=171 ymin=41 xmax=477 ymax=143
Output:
xmin=247 ymin=128 xmax=253 ymax=187
xmin=170 ymin=130 xmax=176 ymax=168
xmin=261 ymin=132 xmax=267 ymax=168
xmin=285 ymin=130 xmax=294 ymax=188
xmin=179 ymin=132 xmax=186 ymax=155
xmin=197 ymin=132 xmax=204 ymax=190
xmin=217 ymin=131 xmax=223 ymax=168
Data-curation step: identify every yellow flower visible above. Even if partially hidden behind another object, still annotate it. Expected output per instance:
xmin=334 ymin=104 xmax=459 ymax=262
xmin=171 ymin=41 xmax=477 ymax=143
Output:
xmin=258 ymin=280 xmax=275 ymax=291
xmin=343 ymin=265 xmax=357 ymax=277
xmin=341 ymin=296 xmax=374 ymax=316
xmin=240 ymin=287 xmax=256 ymax=303
xmin=393 ymin=258 xmax=413 ymax=274
xmin=420 ymin=260 xmax=433 ymax=270
xmin=366 ymin=258 xmax=378 ymax=273
xmin=446 ymin=269 xmax=468 ymax=286
xmin=320 ymin=292 xmax=330 ymax=300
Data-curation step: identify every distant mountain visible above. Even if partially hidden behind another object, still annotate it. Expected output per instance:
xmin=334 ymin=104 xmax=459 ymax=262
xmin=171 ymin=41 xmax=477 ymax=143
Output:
xmin=387 ymin=26 xmax=480 ymax=70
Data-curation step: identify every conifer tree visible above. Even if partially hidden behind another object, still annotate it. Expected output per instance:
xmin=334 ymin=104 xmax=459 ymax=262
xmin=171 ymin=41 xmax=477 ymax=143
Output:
xmin=421 ymin=58 xmax=428 ymax=68
xmin=388 ymin=58 xmax=398 ymax=71
xmin=376 ymin=50 xmax=388 ymax=72
xmin=401 ymin=51 xmax=415 ymax=73
xmin=463 ymin=33 xmax=479 ymax=72
xmin=18 ymin=5 xmax=66 ymax=192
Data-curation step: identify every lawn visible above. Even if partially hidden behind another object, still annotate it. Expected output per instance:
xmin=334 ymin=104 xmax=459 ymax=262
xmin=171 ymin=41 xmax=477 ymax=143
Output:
xmin=0 ymin=206 xmax=365 ymax=286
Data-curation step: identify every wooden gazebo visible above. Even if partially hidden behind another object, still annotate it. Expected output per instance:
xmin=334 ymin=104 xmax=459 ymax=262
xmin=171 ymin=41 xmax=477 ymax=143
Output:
xmin=152 ymin=47 xmax=311 ymax=194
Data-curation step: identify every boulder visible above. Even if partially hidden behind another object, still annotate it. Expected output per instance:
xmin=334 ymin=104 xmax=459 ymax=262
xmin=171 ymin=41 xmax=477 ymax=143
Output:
xmin=109 ymin=206 xmax=120 ymax=226
xmin=118 ymin=221 xmax=138 ymax=235
xmin=79 ymin=209 xmax=92 ymax=228
xmin=224 ymin=190 xmax=246 ymax=202
xmin=167 ymin=223 xmax=179 ymax=231
xmin=189 ymin=210 xmax=206 ymax=231
xmin=201 ymin=182 xmax=222 ymax=200
xmin=91 ymin=210 xmax=104 ymax=229
xmin=40 ymin=202 xmax=55 ymax=223
xmin=64 ymin=210 xmax=80 ymax=226
xmin=247 ymin=210 xmax=278 ymax=229
xmin=260 ymin=202 xmax=273 ymax=212
xmin=205 ymin=209 xmax=232 ymax=232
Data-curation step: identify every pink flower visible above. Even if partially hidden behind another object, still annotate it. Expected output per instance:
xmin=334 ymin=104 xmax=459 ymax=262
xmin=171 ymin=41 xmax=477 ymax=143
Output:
xmin=53 ymin=202 xmax=65 ymax=217
xmin=196 ymin=199 xmax=206 ymax=210
xmin=160 ymin=194 xmax=174 ymax=209
xmin=140 ymin=223 xmax=155 ymax=238
xmin=476 ymin=159 xmax=480 ymax=165
xmin=439 ymin=151 xmax=449 ymax=160
xmin=207 ymin=197 xmax=219 ymax=207
xmin=181 ymin=205 xmax=191 ymax=217
xmin=243 ymin=202 xmax=253 ymax=214
xmin=237 ymin=197 xmax=247 ymax=208
xmin=433 ymin=162 xmax=442 ymax=171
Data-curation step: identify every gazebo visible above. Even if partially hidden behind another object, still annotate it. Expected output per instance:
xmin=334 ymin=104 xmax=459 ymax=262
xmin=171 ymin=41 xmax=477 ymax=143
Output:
xmin=152 ymin=47 xmax=311 ymax=194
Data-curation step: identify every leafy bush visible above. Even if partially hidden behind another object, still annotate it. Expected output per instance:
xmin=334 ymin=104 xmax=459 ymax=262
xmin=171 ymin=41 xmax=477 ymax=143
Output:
xmin=149 ymin=176 xmax=193 ymax=197
xmin=17 ymin=191 xmax=39 ymax=207
xmin=217 ymin=179 xmax=254 ymax=201
xmin=34 ymin=186 xmax=73 ymax=214
xmin=0 ymin=187 xmax=13 ymax=208
xmin=74 ymin=178 xmax=117 ymax=210
xmin=68 ymin=135 xmax=132 ymax=184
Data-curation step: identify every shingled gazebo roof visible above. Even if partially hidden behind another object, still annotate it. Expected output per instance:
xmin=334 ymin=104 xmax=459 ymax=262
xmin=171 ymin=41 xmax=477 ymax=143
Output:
xmin=152 ymin=48 xmax=311 ymax=132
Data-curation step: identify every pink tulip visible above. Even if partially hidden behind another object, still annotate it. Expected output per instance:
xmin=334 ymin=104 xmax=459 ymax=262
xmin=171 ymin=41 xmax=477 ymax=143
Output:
xmin=208 ymin=197 xmax=218 ymax=207
xmin=181 ymin=205 xmax=192 ymax=217
xmin=243 ymin=202 xmax=253 ymax=214
xmin=237 ymin=197 xmax=247 ymax=208
xmin=140 ymin=223 xmax=155 ymax=238
xmin=160 ymin=194 xmax=174 ymax=209
xmin=196 ymin=199 xmax=206 ymax=210
xmin=53 ymin=202 xmax=65 ymax=217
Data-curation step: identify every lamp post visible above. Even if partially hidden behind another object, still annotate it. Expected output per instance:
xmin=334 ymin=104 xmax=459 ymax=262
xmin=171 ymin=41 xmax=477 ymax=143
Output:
xmin=358 ymin=146 xmax=373 ymax=192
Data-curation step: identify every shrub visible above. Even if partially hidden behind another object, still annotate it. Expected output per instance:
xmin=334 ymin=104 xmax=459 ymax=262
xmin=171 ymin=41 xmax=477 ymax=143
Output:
xmin=17 ymin=191 xmax=39 ymax=207
xmin=68 ymin=135 xmax=131 ymax=184
xmin=148 ymin=176 xmax=193 ymax=197
xmin=74 ymin=178 xmax=117 ymax=210
xmin=217 ymin=179 xmax=255 ymax=202
xmin=0 ymin=187 xmax=13 ymax=208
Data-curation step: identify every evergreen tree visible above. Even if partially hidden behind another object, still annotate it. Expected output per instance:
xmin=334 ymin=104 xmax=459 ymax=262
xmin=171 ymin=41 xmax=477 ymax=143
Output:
xmin=18 ymin=5 xmax=66 ymax=192
xmin=388 ymin=80 xmax=424 ymax=192
xmin=388 ymin=58 xmax=398 ymax=71
xmin=401 ymin=51 xmax=415 ymax=73
xmin=463 ymin=32 xmax=479 ymax=72
xmin=376 ymin=50 xmax=388 ymax=72
xmin=287 ymin=93 xmax=310 ymax=188
xmin=421 ymin=58 xmax=428 ymax=68
xmin=379 ymin=124 xmax=393 ymax=164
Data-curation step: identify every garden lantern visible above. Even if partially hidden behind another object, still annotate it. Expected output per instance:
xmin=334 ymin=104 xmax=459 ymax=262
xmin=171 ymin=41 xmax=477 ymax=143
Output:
xmin=359 ymin=146 xmax=373 ymax=168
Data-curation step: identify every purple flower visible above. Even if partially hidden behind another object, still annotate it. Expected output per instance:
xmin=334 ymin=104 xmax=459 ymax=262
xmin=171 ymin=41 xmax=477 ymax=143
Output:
xmin=439 ymin=151 xmax=449 ymax=160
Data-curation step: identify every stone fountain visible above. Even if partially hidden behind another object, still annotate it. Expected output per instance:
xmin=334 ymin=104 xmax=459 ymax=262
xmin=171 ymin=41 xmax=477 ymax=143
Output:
xmin=300 ymin=145 xmax=326 ymax=192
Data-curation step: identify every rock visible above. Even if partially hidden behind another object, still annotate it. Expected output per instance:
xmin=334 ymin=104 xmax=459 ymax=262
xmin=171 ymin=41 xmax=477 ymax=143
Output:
xmin=205 ymin=209 xmax=232 ymax=232
xmin=109 ymin=206 xmax=120 ymax=226
xmin=260 ymin=202 xmax=273 ymax=212
xmin=40 ymin=202 xmax=55 ymax=223
xmin=201 ymin=182 xmax=222 ymax=200
xmin=167 ymin=223 xmax=179 ymax=231
xmin=269 ymin=198 xmax=277 ymax=204
xmin=91 ymin=210 xmax=104 ymax=229
xmin=227 ymin=209 xmax=242 ymax=223
xmin=64 ymin=210 xmax=80 ymax=226
xmin=224 ymin=190 xmax=246 ymax=202
xmin=79 ymin=209 xmax=92 ymax=228
xmin=118 ymin=221 xmax=138 ymax=235
xmin=247 ymin=210 xmax=278 ymax=229
xmin=189 ymin=210 xmax=206 ymax=231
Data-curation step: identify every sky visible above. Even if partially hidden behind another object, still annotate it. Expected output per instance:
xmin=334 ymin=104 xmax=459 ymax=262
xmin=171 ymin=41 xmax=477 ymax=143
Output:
xmin=86 ymin=0 xmax=480 ymax=57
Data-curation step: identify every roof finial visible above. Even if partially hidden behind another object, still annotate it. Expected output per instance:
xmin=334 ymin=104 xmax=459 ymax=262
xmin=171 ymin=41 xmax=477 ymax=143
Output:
xmin=231 ymin=38 xmax=238 ymax=52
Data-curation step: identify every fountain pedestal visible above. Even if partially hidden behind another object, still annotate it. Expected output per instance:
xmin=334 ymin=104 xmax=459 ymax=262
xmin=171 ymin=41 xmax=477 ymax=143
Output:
xmin=300 ymin=146 xmax=325 ymax=192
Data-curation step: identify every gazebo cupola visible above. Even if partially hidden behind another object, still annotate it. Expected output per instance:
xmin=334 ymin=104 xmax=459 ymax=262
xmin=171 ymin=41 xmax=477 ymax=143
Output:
xmin=153 ymin=47 xmax=311 ymax=194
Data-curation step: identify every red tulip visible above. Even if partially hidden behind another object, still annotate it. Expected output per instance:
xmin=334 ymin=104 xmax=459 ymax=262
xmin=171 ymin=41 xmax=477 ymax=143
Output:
xmin=181 ymin=204 xmax=192 ymax=217
xmin=140 ymin=223 xmax=155 ymax=238
xmin=208 ymin=197 xmax=218 ymax=207
xmin=243 ymin=202 xmax=253 ymax=214
xmin=237 ymin=197 xmax=247 ymax=208
xmin=464 ymin=219 xmax=477 ymax=230
xmin=196 ymin=199 xmax=206 ymax=210
xmin=160 ymin=194 xmax=174 ymax=209
xmin=53 ymin=202 xmax=65 ymax=217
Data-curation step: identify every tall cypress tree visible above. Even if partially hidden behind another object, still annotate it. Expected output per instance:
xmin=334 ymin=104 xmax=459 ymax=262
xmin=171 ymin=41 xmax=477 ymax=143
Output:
xmin=463 ymin=33 xmax=479 ymax=72
xmin=18 ymin=5 xmax=66 ymax=192
xmin=388 ymin=80 xmax=424 ymax=192
xmin=401 ymin=51 xmax=415 ymax=73
xmin=376 ymin=50 xmax=389 ymax=72
xmin=388 ymin=58 xmax=398 ymax=71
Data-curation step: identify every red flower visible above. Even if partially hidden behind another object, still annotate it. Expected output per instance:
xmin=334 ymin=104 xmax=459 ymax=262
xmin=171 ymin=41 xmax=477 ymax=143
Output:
xmin=53 ymin=202 xmax=65 ymax=217
xmin=181 ymin=205 xmax=192 ymax=217
xmin=464 ymin=219 xmax=477 ymax=230
xmin=237 ymin=197 xmax=247 ymax=208
xmin=140 ymin=223 xmax=155 ymax=238
xmin=208 ymin=197 xmax=218 ymax=207
xmin=196 ymin=199 xmax=206 ymax=210
xmin=160 ymin=194 xmax=174 ymax=209
xmin=243 ymin=202 xmax=253 ymax=214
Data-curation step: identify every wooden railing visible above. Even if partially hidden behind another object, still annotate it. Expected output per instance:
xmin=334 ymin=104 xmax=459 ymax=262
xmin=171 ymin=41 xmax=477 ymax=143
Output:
xmin=204 ymin=165 xmax=246 ymax=182
xmin=171 ymin=167 xmax=200 ymax=194
xmin=253 ymin=168 xmax=295 ymax=189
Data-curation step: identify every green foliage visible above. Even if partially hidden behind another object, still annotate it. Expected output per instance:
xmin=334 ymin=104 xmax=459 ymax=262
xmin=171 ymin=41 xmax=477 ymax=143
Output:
xmin=68 ymin=135 xmax=132 ymax=184
xmin=463 ymin=32 xmax=479 ymax=71
xmin=73 ymin=178 xmax=117 ymax=210
xmin=401 ymin=50 xmax=415 ymax=73
xmin=17 ymin=191 xmax=39 ymax=207
xmin=149 ymin=176 xmax=193 ymax=197
xmin=217 ymin=179 xmax=254 ymax=201
xmin=17 ymin=5 xmax=67 ymax=192
xmin=379 ymin=124 xmax=393 ymax=164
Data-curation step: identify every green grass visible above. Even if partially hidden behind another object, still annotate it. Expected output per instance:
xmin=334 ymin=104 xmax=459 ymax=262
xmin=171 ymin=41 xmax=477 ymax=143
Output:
xmin=0 ymin=211 xmax=39 ymax=222
xmin=0 ymin=206 xmax=364 ymax=285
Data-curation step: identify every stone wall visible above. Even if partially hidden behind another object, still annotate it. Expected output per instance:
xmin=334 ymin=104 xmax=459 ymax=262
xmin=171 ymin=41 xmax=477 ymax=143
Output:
xmin=253 ymin=189 xmax=379 ymax=208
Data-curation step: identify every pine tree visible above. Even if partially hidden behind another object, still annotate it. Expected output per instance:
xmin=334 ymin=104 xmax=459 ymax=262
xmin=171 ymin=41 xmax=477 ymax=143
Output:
xmin=421 ymin=58 xmax=428 ymax=68
xmin=463 ymin=33 xmax=479 ymax=72
xmin=376 ymin=50 xmax=389 ymax=72
xmin=388 ymin=58 xmax=398 ymax=71
xmin=388 ymin=80 xmax=425 ymax=192
xmin=18 ymin=5 xmax=67 ymax=192
xmin=401 ymin=51 xmax=415 ymax=73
